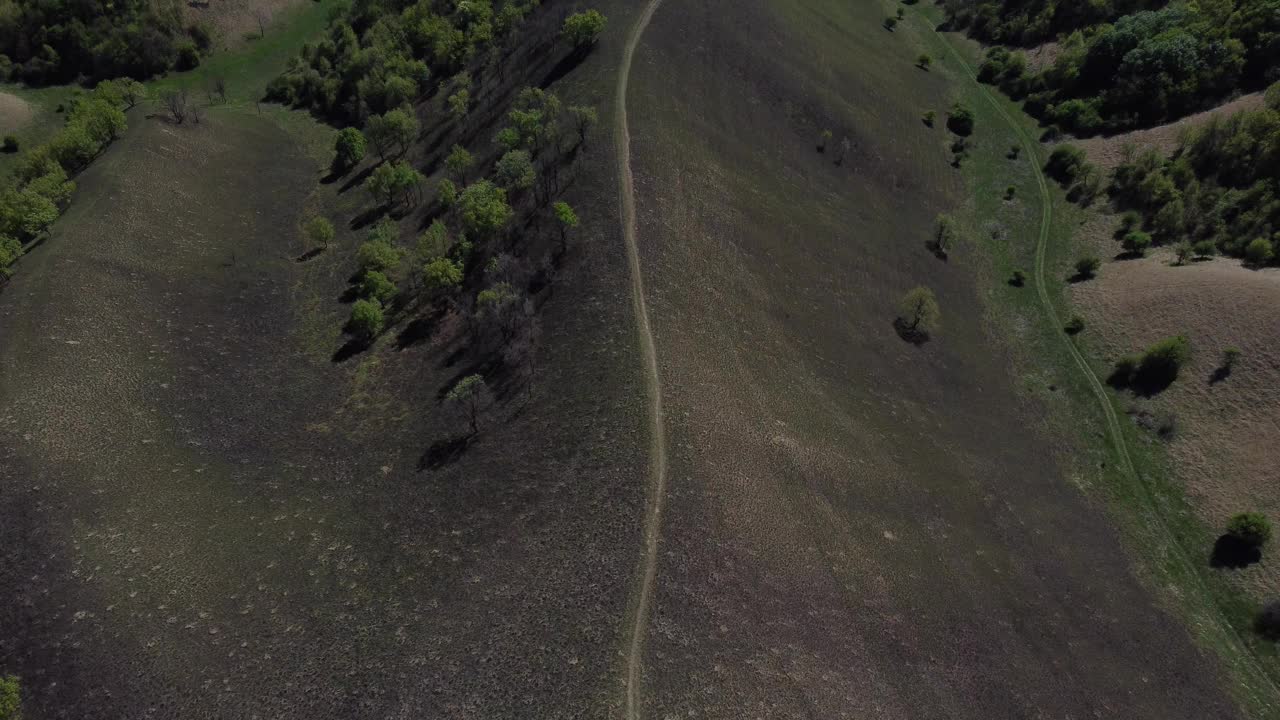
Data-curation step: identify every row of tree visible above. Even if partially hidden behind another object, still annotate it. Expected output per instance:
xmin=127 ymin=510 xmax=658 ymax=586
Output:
xmin=0 ymin=0 xmax=212 ymax=84
xmin=966 ymin=0 xmax=1280 ymax=134
xmin=1 ymin=79 xmax=141 ymax=279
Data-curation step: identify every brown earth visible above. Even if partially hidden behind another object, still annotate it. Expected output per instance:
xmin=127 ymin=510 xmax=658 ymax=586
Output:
xmin=1024 ymin=40 xmax=1061 ymax=74
xmin=1070 ymin=219 xmax=1280 ymax=599
xmin=620 ymin=0 xmax=1240 ymax=717
xmin=1072 ymin=93 xmax=1266 ymax=169
xmin=0 ymin=91 xmax=33 ymax=136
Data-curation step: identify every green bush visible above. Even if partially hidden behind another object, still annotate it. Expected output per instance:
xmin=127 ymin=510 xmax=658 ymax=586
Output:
xmin=348 ymin=299 xmax=384 ymax=340
xmin=1 ymin=135 xmax=16 ymax=153
xmin=1192 ymin=239 xmax=1217 ymax=259
xmin=1245 ymin=237 xmax=1274 ymax=265
xmin=1045 ymin=144 xmax=1088 ymax=185
xmin=1135 ymin=334 xmax=1191 ymax=389
xmin=563 ymin=10 xmax=607 ymax=47
xmin=359 ymin=270 xmax=398 ymax=305
xmin=0 ymin=676 xmax=16 ymax=720
xmin=333 ymin=128 xmax=366 ymax=172
xmin=946 ymin=103 xmax=974 ymax=136
xmin=1074 ymin=256 xmax=1100 ymax=279
xmin=1121 ymin=230 xmax=1152 ymax=255
xmin=1228 ymin=512 xmax=1273 ymax=548
xmin=1064 ymin=315 xmax=1085 ymax=334
xmin=356 ymin=239 xmax=400 ymax=273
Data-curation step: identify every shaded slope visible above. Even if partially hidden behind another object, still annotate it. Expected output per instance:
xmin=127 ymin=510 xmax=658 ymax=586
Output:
xmin=622 ymin=0 xmax=1239 ymax=717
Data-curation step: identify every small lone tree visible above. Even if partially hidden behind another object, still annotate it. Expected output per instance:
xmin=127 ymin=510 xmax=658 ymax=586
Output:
xmin=359 ymin=270 xmax=398 ymax=305
xmin=1010 ymin=268 xmax=1027 ymax=287
xmin=1174 ymin=240 xmax=1192 ymax=265
xmin=568 ymin=104 xmax=598 ymax=146
xmin=553 ymin=201 xmax=579 ymax=252
xmin=1228 ymin=513 xmax=1273 ymax=549
xmin=817 ymin=129 xmax=832 ymax=152
xmin=446 ymin=374 xmax=493 ymax=435
xmin=916 ymin=53 xmax=932 ymax=70
xmin=422 ymin=256 xmax=463 ymax=295
xmin=349 ymin=299 xmax=384 ymax=341
xmin=883 ymin=16 xmax=898 ymax=31
xmin=1222 ymin=347 xmax=1242 ymax=371
xmin=922 ymin=110 xmax=936 ymax=127
xmin=1064 ymin=314 xmax=1085 ymax=335
xmin=304 ymin=216 xmax=334 ymax=249
xmin=1074 ymin=256 xmax=1100 ymax=280
xmin=562 ymin=10 xmax=607 ymax=48
xmin=333 ymin=127 xmax=366 ymax=172
xmin=896 ymin=286 xmax=940 ymax=339
xmin=160 ymin=87 xmax=190 ymax=124
xmin=459 ymin=181 xmax=513 ymax=239
xmin=1193 ymin=239 xmax=1217 ymax=259
xmin=1007 ymin=144 xmax=1020 ymax=159
xmin=932 ymin=213 xmax=958 ymax=258
xmin=946 ymin=103 xmax=974 ymax=136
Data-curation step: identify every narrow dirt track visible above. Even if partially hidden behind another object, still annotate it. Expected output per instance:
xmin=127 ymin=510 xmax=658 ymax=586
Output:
xmin=614 ymin=1 xmax=668 ymax=718
xmin=923 ymin=15 xmax=1279 ymax=708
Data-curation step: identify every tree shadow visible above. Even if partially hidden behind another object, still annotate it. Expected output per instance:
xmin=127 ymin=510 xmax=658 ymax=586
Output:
xmin=417 ymin=434 xmax=471 ymax=471
xmin=539 ymin=47 xmax=590 ymax=89
xmin=892 ymin=318 xmax=930 ymax=346
xmin=1209 ymin=365 xmax=1232 ymax=385
xmin=1067 ymin=272 xmax=1095 ymax=284
xmin=339 ymin=164 xmax=376 ymax=194
xmin=331 ymin=339 xmax=367 ymax=363
xmin=1210 ymin=534 xmax=1261 ymax=569
xmin=349 ymin=205 xmax=385 ymax=231
xmin=925 ymin=241 xmax=949 ymax=262
xmin=294 ymin=247 xmax=325 ymax=263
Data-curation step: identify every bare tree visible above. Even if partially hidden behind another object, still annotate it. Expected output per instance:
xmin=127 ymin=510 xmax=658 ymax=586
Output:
xmin=211 ymin=77 xmax=227 ymax=104
xmin=161 ymin=88 xmax=190 ymax=124
xmin=254 ymin=8 xmax=270 ymax=38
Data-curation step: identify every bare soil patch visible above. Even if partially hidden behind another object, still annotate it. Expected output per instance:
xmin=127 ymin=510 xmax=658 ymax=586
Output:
xmin=1070 ymin=230 xmax=1280 ymax=598
xmin=1073 ymin=93 xmax=1266 ymax=169
xmin=0 ymin=91 xmax=33 ymax=135
xmin=1024 ymin=40 xmax=1061 ymax=74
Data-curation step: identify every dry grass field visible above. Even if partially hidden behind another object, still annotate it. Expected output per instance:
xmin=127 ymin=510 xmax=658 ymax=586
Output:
xmin=0 ymin=91 xmax=32 ymax=136
xmin=185 ymin=0 xmax=308 ymax=49
xmin=1070 ymin=222 xmax=1280 ymax=597
xmin=1071 ymin=92 xmax=1266 ymax=169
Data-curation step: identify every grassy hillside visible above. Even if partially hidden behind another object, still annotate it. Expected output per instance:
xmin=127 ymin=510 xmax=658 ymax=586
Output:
xmin=0 ymin=1 xmax=654 ymax=717
xmin=619 ymin=0 xmax=1243 ymax=716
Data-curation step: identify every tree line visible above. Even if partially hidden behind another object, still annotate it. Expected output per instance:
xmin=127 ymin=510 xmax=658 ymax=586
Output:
xmin=1044 ymin=84 xmax=1280 ymax=268
xmin=1 ymin=79 xmax=141 ymax=279
xmin=960 ymin=0 xmax=1280 ymax=135
xmin=0 ymin=0 xmax=213 ymax=85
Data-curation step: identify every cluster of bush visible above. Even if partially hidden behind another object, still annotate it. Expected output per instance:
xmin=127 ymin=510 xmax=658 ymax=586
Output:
xmin=0 ymin=0 xmax=211 ymax=84
xmin=1 ymin=79 xmax=140 ymax=279
xmin=942 ymin=0 xmax=1161 ymax=47
xmin=1106 ymin=86 xmax=1280 ymax=266
xmin=965 ymin=2 xmax=1279 ymax=134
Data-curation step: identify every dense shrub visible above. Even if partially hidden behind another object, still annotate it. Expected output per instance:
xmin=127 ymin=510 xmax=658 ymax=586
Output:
xmin=1045 ymin=144 xmax=1089 ymax=185
xmin=1074 ymin=256 xmax=1101 ymax=279
xmin=348 ymin=299 xmax=385 ymax=340
xmin=1227 ymin=512 xmax=1273 ymax=548
xmin=947 ymin=103 xmax=975 ymax=136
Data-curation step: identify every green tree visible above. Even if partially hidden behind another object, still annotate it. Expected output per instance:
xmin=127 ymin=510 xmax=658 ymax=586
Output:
xmin=562 ymin=10 xmax=607 ymax=48
xmin=459 ymin=181 xmax=513 ymax=238
xmin=1121 ymin=230 xmax=1152 ymax=256
xmin=1045 ymin=144 xmax=1088 ymax=184
xmin=422 ymin=256 xmax=463 ymax=294
xmin=417 ymin=220 xmax=451 ymax=262
xmin=932 ymin=213 xmax=959 ymax=257
xmin=333 ymin=127 xmax=367 ymax=172
xmin=0 ymin=234 xmax=21 ymax=278
xmin=553 ymin=201 xmax=578 ymax=251
xmin=1135 ymin=335 xmax=1191 ymax=389
xmin=917 ymin=53 xmax=932 ymax=70
xmin=445 ymin=144 xmax=474 ymax=183
xmin=365 ymin=161 xmax=422 ymax=207
xmin=1228 ymin=512 xmax=1273 ymax=548
xmin=448 ymin=89 xmax=470 ymax=119
xmin=897 ymin=286 xmax=940 ymax=335
xmin=0 ymin=675 xmax=18 ymax=720
xmin=1174 ymin=240 xmax=1192 ymax=265
xmin=437 ymin=178 xmax=458 ymax=209
xmin=367 ymin=108 xmax=419 ymax=160
xmin=304 ymin=216 xmax=335 ymax=248
xmin=348 ymin=299 xmax=384 ymax=341
xmin=446 ymin=373 xmax=493 ymax=434
xmin=1245 ymin=237 xmax=1274 ymax=265
xmin=495 ymin=149 xmax=535 ymax=191
xmin=1192 ymin=240 xmax=1217 ymax=259
xmin=922 ymin=110 xmax=936 ymax=127
xmin=568 ymin=104 xmax=598 ymax=145
xmin=356 ymin=235 xmax=400 ymax=273
xmin=359 ymin=270 xmax=398 ymax=304
xmin=884 ymin=16 xmax=899 ymax=31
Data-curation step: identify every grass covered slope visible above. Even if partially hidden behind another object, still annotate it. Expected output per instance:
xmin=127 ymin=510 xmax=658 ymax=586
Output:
xmin=0 ymin=85 xmax=648 ymax=716
xmin=621 ymin=0 xmax=1238 ymax=716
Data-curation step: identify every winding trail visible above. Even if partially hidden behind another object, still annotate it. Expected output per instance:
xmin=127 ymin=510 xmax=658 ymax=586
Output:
xmin=923 ymin=17 xmax=1279 ymax=710
xmin=614 ymin=1 xmax=668 ymax=718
